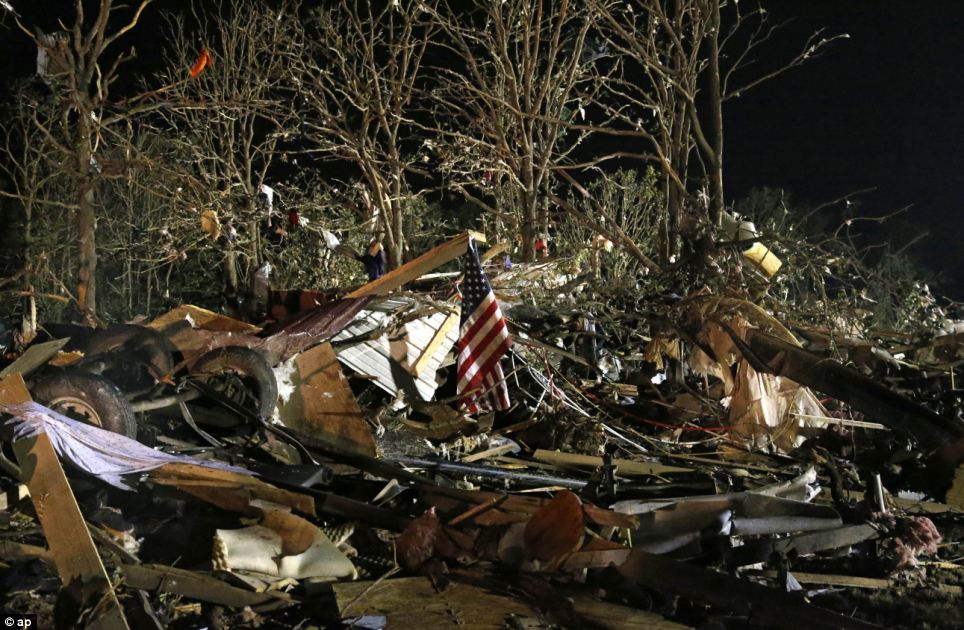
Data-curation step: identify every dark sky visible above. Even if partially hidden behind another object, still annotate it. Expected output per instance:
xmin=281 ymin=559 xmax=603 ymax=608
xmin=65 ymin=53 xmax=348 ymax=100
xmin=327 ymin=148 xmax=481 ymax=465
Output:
xmin=725 ymin=0 xmax=964 ymax=298
xmin=2 ymin=0 xmax=962 ymax=296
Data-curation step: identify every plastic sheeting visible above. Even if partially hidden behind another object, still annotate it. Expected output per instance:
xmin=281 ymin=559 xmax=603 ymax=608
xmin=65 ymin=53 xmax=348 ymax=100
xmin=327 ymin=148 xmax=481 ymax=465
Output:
xmin=1 ymin=401 xmax=248 ymax=490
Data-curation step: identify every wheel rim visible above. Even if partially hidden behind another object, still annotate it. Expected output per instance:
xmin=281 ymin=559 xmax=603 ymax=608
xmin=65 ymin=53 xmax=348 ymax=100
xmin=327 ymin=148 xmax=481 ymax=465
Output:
xmin=47 ymin=395 xmax=105 ymax=428
xmin=197 ymin=371 xmax=262 ymax=419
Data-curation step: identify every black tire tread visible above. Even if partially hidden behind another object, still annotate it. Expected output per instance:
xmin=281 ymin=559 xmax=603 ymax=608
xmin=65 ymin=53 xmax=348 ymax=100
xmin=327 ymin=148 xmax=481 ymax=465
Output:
xmin=190 ymin=346 xmax=278 ymax=419
xmin=31 ymin=372 xmax=138 ymax=438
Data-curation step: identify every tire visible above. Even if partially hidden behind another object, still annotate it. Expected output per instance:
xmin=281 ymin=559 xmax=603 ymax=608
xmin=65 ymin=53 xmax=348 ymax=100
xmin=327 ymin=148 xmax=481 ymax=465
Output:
xmin=190 ymin=346 xmax=278 ymax=420
xmin=32 ymin=372 xmax=138 ymax=438
xmin=86 ymin=324 xmax=176 ymax=377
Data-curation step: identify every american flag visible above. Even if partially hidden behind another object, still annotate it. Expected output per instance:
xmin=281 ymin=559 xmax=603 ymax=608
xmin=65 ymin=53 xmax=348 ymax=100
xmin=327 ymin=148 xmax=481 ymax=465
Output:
xmin=457 ymin=238 xmax=511 ymax=412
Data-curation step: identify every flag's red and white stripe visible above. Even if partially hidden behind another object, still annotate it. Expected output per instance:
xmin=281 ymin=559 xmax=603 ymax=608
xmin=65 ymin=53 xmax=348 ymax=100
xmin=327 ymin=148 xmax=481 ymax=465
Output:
xmin=456 ymin=239 xmax=511 ymax=412
xmin=458 ymin=293 xmax=510 ymax=411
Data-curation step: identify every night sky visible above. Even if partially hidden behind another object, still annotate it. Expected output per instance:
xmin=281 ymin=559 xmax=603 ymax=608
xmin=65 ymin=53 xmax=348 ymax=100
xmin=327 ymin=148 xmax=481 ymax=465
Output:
xmin=1 ymin=1 xmax=962 ymax=297
xmin=726 ymin=0 xmax=964 ymax=298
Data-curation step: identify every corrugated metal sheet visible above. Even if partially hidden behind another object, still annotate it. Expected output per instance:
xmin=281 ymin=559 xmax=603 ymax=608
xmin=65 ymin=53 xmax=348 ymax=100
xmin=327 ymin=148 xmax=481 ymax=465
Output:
xmin=331 ymin=298 xmax=460 ymax=402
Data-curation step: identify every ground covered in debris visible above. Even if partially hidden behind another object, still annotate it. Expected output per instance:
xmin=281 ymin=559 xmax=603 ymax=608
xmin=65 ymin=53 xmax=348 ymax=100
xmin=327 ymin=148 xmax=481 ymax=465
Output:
xmin=1 ymin=232 xmax=963 ymax=630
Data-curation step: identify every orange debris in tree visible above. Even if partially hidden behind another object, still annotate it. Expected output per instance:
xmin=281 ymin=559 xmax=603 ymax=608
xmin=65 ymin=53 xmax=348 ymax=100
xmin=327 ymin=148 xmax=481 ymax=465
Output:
xmin=189 ymin=48 xmax=212 ymax=78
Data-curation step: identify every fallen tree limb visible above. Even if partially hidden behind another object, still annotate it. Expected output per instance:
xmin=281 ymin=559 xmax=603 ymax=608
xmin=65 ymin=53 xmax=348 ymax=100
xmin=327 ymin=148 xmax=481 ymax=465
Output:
xmin=743 ymin=330 xmax=964 ymax=463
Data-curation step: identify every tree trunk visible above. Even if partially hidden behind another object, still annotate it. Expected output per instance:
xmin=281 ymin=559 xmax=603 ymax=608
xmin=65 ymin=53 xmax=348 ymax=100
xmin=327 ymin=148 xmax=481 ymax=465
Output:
xmin=76 ymin=186 xmax=97 ymax=320
xmin=390 ymin=175 xmax=404 ymax=269
xmin=706 ymin=0 xmax=725 ymax=227
xmin=663 ymin=103 xmax=690 ymax=263
xmin=225 ymin=247 xmax=239 ymax=300
xmin=520 ymin=188 xmax=537 ymax=262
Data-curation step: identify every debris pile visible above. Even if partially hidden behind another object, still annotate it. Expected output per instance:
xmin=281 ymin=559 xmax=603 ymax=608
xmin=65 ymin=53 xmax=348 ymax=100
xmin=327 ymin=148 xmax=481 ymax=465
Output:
xmin=1 ymin=232 xmax=962 ymax=630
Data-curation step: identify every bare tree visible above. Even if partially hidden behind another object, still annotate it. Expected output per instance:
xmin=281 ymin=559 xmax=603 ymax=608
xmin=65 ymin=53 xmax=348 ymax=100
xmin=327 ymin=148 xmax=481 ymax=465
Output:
xmin=590 ymin=0 xmax=845 ymax=258
xmin=429 ymin=0 xmax=611 ymax=261
xmin=12 ymin=0 xmax=155 ymax=321
xmin=0 ymin=82 xmax=76 ymax=330
xmin=288 ymin=0 xmax=438 ymax=269
xmin=153 ymin=0 xmax=301 ymax=303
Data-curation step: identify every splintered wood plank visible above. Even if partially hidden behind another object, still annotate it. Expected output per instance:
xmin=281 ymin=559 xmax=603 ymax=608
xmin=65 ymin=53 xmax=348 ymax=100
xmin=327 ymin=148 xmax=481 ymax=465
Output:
xmin=409 ymin=310 xmax=459 ymax=378
xmin=122 ymin=564 xmax=295 ymax=609
xmin=147 ymin=304 xmax=261 ymax=333
xmin=480 ymin=241 xmax=509 ymax=263
xmin=148 ymin=462 xmax=316 ymax=516
xmin=347 ymin=230 xmax=485 ymax=298
xmin=532 ymin=449 xmax=692 ymax=476
xmin=0 ymin=374 xmax=130 ymax=630
xmin=763 ymin=571 xmax=961 ymax=596
xmin=336 ymin=575 xmax=688 ymax=630
xmin=0 ymin=337 xmax=71 ymax=378
xmin=276 ymin=342 xmax=376 ymax=457
xmin=334 ymin=576 xmax=536 ymax=629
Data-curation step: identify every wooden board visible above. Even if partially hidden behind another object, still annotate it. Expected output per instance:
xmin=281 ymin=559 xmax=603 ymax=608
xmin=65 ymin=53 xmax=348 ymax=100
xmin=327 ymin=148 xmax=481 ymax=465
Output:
xmin=0 ymin=374 xmax=130 ymax=630
xmin=0 ymin=337 xmax=70 ymax=378
xmin=480 ymin=241 xmax=509 ymax=263
xmin=148 ymin=462 xmax=316 ymax=516
xmin=409 ymin=310 xmax=459 ymax=378
xmin=532 ymin=449 xmax=692 ymax=476
xmin=122 ymin=563 xmax=295 ymax=609
xmin=276 ymin=342 xmax=376 ymax=457
xmin=819 ymin=487 xmax=961 ymax=515
xmin=334 ymin=576 xmax=536 ymax=629
xmin=763 ymin=571 xmax=961 ymax=595
xmin=148 ymin=304 xmax=261 ymax=333
xmin=347 ymin=230 xmax=485 ymax=298
xmin=334 ymin=574 xmax=686 ymax=630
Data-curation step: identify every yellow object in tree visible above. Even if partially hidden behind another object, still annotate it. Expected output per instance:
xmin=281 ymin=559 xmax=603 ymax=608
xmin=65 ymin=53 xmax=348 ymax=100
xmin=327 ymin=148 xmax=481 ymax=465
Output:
xmin=200 ymin=209 xmax=221 ymax=240
xmin=742 ymin=242 xmax=782 ymax=277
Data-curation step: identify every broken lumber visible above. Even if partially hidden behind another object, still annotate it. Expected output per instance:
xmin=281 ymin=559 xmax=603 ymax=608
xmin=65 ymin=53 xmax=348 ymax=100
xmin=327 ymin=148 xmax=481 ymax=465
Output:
xmin=333 ymin=575 xmax=537 ymax=629
xmin=408 ymin=310 xmax=459 ymax=378
xmin=122 ymin=563 xmax=295 ymax=609
xmin=347 ymin=230 xmax=485 ymax=298
xmin=532 ymin=449 xmax=692 ymax=476
xmin=148 ymin=462 xmax=316 ymax=516
xmin=0 ymin=540 xmax=54 ymax=565
xmin=0 ymin=374 xmax=130 ymax=630
xmin=818 ymin=488 xmax=961 ymax=515
xmin=0 ymin=337 xmax=70 ymax=378
xmin=763 ymin=571 xmax=962 ymax=595
xmin=744 ymin=330 xmax=964 ymax=458
xmin=947 ymin=464 xmax=964 ymax=510
xmin=147 ymin=304 xmax=261 ymax=333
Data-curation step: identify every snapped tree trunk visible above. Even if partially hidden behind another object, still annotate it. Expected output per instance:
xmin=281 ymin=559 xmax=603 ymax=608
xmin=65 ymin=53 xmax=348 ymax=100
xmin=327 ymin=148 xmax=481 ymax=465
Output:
xmin=705 ymin=0 xmax=725 ymax=226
